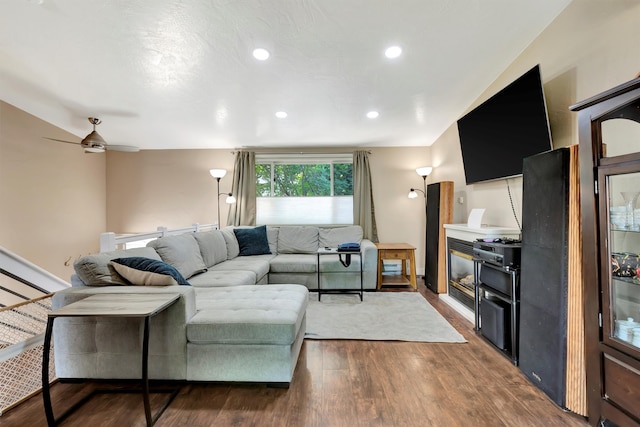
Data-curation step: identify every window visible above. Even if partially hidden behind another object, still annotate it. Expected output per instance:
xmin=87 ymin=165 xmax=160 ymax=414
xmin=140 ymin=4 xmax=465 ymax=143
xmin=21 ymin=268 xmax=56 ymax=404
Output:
xmin=256 ymin=154 xmax=353 ymax=225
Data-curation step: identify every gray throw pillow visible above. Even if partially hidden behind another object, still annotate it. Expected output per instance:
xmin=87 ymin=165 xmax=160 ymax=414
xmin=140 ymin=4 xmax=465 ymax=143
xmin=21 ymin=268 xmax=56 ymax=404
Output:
xmin=220 ymin=227 xmax=240 ymax=259
xmin=267 ymin=226 xmax=279 ymax=254
xmin=319 ymin=226 xmax=363 ymax=248
xmin=147 ymin=233 xmax=207 ymax=279
xmin=277 ymin=226 xmax=319 ymax=254
xmin=74 ymin=246 xmax=162 ymax=286
xmin=193 ymin=230 xmax=228 ymax=268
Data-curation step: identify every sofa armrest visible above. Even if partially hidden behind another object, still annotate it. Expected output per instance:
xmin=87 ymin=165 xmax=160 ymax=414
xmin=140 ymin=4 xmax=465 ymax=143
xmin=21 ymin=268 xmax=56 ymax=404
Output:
xmin=51 ymin=285 xmax=196 ymax=380
xmin=360 ymin=239 xmax=378 ymax=271
xmin=359 ymin=239 xmax=378 ymax=289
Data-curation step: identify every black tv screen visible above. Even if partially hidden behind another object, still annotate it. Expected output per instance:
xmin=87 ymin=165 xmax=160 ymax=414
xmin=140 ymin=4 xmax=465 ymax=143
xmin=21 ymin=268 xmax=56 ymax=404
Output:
xmin=457 ymin=65 xmax=552 ymax=185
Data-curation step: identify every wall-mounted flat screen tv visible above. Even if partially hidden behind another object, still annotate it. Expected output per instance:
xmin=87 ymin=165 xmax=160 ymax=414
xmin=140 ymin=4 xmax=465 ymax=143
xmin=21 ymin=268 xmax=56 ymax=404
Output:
xmin=457 ymin=64 xmax=553 ymax=185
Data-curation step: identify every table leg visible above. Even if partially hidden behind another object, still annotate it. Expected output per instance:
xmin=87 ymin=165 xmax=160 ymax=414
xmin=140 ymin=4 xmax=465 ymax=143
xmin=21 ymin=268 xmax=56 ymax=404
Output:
xmin=42 ymin=317 xmax=55 ymax=427
xmin=359 ymin=252 xmax=364 ymax=301
xmin=408 ymin=250 xmax=417 ymax=290
xmin=142 ymin=316 xmax=152 ymax=426
xmin=376 ymin=253 xmax=383 ymax=290
xmin=317 ymin=253 xmax=321 ymax=301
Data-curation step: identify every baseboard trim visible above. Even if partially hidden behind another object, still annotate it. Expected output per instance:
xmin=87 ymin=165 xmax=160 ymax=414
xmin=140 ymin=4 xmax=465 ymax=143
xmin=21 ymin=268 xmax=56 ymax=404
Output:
xmin=439 ymin=294 xmax=474 ymax=324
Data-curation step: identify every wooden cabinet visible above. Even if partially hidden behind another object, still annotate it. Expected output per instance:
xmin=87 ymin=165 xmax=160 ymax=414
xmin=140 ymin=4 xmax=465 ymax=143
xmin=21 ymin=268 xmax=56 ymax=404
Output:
xmin=571 ymin=77 xmax=640 ymax=427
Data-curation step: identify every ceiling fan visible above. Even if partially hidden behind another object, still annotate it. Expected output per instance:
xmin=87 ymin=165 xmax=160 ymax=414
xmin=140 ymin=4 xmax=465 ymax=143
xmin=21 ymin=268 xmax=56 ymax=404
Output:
xmin=45 ymin=117 xmax=139 ymax=153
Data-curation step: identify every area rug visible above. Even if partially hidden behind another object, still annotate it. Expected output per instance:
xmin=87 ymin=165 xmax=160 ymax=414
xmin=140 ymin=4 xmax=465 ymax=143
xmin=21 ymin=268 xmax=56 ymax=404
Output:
xmin=305 ymin=292 xmax=466 ymax=342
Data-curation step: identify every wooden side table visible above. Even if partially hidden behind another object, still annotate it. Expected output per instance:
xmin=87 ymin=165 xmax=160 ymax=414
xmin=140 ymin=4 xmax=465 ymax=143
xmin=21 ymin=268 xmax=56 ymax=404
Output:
xmin=375 ymin=243 xmax=417 ymax=291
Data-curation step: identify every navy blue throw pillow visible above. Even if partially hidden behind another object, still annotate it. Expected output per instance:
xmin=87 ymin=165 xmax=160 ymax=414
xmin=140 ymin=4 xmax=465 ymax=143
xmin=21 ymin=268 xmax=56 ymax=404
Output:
xmin=111 ymin=257 xmax=191 ymax=286
xmin=233 ymin=225 xmax=271 ymax=256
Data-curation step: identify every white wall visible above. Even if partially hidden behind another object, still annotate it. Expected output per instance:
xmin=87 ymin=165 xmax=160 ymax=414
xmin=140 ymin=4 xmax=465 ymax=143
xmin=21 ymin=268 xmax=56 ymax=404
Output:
xmin=0 ymin=102 xmax=106 ymax=283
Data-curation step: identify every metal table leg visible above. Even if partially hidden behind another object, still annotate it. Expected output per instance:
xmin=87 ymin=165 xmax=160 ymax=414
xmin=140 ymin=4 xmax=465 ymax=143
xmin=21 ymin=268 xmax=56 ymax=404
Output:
xmin=42 ymin=317 xmax=55 ymax=426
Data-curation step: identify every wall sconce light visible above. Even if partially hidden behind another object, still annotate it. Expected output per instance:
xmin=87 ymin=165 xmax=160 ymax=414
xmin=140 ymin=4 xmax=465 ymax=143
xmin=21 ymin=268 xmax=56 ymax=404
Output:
xmin=408 ymin=188 xmax=425 ymax=199
xmin=210 ymin=168 xmax=236 ymax=228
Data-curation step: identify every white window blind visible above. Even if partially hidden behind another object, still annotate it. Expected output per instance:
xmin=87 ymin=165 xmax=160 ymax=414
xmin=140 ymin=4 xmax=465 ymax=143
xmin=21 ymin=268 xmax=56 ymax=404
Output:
xmin=257 ymin=196 xmax=353 ymax=225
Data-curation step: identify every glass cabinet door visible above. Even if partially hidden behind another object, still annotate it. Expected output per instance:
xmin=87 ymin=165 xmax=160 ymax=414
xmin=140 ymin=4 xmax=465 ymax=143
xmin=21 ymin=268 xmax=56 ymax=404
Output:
xmin=606 ymin=171 xmax=640 ymax=351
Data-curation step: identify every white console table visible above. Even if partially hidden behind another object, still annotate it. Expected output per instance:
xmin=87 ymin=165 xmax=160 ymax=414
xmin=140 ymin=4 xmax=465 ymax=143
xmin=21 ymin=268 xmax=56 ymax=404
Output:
xmin=441 ymin=224 xmax=521 ymax=322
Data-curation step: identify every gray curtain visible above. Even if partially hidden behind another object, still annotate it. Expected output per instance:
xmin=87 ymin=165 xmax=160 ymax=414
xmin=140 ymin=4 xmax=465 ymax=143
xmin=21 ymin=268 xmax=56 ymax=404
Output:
xmin=353 ymin=150 xmax=378 ymax=242
xmin=228 ymin=151 xmax=256 ymax=226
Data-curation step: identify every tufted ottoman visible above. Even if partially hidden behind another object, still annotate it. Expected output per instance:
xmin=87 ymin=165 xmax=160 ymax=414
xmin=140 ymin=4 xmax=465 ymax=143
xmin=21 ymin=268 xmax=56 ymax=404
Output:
xmin=186 ymin=284 xmax=308 ymax=386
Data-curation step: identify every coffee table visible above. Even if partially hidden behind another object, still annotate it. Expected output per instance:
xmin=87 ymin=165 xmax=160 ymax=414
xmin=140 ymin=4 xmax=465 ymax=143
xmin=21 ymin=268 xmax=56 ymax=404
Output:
xmin=42 ymin=293 xmax=180 ymax=427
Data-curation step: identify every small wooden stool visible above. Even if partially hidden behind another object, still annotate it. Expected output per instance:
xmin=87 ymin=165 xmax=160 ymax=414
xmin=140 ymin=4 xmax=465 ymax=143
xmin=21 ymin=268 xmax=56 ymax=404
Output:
xmin=375 ymin=243 xmax=417 ymax=290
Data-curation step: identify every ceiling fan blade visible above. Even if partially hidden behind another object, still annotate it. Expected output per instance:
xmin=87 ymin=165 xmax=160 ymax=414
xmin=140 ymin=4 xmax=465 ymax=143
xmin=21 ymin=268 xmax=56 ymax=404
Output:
xmin=105 ymin=144 xmax=140 ymax=152
xmin=43 ymin=137 xmax=80 ymax=146
xmin=45 ymin=118 xmax=138 ymax=153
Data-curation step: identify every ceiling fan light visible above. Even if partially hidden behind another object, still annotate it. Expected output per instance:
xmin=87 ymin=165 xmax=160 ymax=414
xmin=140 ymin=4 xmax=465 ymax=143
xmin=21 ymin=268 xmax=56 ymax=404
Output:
xmin=81 ymin=130 xmax=107 ymax=152
xmin=84 ymin=146 xmax=105 ymax=153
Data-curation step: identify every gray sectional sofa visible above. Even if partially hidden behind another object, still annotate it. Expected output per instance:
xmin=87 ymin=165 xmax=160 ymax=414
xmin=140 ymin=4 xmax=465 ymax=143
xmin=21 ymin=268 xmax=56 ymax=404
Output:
xmin=52 ymin=225 xmax=377 ymax=386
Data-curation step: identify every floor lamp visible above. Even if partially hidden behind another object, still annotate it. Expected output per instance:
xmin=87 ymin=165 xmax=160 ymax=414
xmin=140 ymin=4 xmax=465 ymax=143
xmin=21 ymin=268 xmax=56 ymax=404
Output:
xmin=408 ymin=166 xmax=432 ymax=278
xmin=210 ymin=168 xmax=236 ymax=228
xmin=407 ymin=166 xmax=432 ymax=201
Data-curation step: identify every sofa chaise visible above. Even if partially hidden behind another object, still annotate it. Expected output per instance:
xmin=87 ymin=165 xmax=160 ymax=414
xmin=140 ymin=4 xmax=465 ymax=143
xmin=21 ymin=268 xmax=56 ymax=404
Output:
xmin=53 ymin=225 xmax=376 ymax=385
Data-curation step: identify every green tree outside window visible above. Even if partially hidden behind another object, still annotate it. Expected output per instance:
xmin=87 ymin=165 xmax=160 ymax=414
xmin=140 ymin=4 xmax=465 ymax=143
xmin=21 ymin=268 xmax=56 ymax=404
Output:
xmin=256 ymin=162 xmax=353 ymax=196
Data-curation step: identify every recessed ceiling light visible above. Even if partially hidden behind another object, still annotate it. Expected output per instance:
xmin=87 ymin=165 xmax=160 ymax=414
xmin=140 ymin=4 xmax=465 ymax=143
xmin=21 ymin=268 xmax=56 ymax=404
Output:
xmin=275 ymin=111 xmax=288 ymax=118
xmin=385 ymin=46 xmax=402 ymax=59
xmin=253 ymin=48 xmax=270 ymax=61
xmin=366 ymin=111 xmax=379 ymax=119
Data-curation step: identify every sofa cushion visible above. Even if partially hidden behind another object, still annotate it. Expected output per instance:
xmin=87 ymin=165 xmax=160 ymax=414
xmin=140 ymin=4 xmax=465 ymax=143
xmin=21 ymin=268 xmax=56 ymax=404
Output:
xmin=193 ymin=230 xmax=228 ymax=268
xmin=188 ymin=285 xmax=308 ymax=345
xmin=267 ymin=227 xmax=279 ymax=254
xmin=233 ymin=225 xmax=271 ymax=256
xmin=111 ymin=257 xmax=190 ymax=286
xmin=147 ymin=234 xmax=207 ymax=279
xmin=319 ymin=226 xmax=363 ymax=248
xmin=188 ymin=270 xmax=256 ymax=287
xmin=319 ymin=254 xmax=362 ymax=272
xmin=74 ymin=247 xmax=162 ymax=286
xmin=269 ymin=254 xmax=317 ymax=273
xmin=220 ymin=227 xmax=240 ymax=259
xmin=210 ymin=256 xmax=271 ymax=282
xmin=277 ymin=226 xmax=319 ymax=254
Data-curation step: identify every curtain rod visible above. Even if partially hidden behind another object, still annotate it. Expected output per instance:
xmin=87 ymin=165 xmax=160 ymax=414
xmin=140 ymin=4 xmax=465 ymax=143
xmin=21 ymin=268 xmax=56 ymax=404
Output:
xmin=231 ymin=150 xmax=372 ymax=155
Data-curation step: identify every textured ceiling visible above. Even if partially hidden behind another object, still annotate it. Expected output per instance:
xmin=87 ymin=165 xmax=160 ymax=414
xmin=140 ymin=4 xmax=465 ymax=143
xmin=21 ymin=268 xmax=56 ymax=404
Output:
xmin=0 ymin=0 xmax=570 ymax=150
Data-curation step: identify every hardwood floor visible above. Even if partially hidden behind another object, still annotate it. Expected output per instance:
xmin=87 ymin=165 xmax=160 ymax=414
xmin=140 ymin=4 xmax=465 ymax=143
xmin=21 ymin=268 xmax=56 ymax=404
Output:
xmin=2 ymin=280 xmax=590 ymax=427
